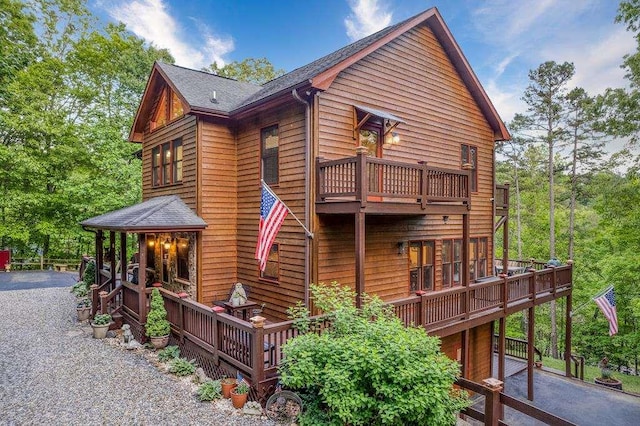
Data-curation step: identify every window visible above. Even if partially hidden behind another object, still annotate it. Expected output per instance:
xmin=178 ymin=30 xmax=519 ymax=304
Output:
xmin=442 ymin=239 xmax=462 ymax=287
xmin=260 ymin=243 xmax=279 ymax=281
xmin=170 ymin=91 xmax=184 ymax=120
xmin=152 ymin=138 xmax=182 ymax=187
xmin=176 ymin=238 xmax=189 ymax=280
xmin=470 ymin=237 xmax=488 ymax=279
xmin=409 ymin=240 xmax=434 ymax=292
xmin=461 ymin=144 xmax=478 ymax=192
xmin=147 ymin=234 xmax=156 ymax=269
xmin=261 ymin=125 xmax=279 ymax=185
xmin=151 ymin=87 xmax=184 ymax=131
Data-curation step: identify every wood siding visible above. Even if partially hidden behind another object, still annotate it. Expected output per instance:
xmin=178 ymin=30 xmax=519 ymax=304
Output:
xmin=236 ymin=102 xmax=308 ymax=319
xmin=440 ymin=322 xmax=492 ymax=382
xmin=198 ymin=118 xmax=238 ymax=305
xmin=316 ymin=23 xmax=495 ymax=300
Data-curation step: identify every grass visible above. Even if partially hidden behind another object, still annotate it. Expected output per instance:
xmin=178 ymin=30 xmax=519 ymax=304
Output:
xmin=542 ymin=356 xmax=640 ymax=394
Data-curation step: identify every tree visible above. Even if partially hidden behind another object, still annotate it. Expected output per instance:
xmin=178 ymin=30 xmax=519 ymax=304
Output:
xmin=205 ymin=57 xmax=285 ymax=85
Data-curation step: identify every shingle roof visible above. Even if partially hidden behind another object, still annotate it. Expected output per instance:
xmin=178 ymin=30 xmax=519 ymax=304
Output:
xmin=156 ymin=63 xmax=262 ymax=114
xmin=81 ymin=195 xmax=207 ymax=232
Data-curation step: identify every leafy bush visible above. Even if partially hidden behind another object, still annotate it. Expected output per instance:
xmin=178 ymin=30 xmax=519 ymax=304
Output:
xmin=82 ymin=260 xmax=96 ymax=287
xmin=157 ymin=345 xmax=180 ymax=362
xmin=145 ymin=288 xmax=170 ymax=337
xmin=234 ymin=381 xmax=250 ymax=395
xmin=169 ymin=358 xmax=196 ymax=376
xmin=71 ymin=281 xmax=89 ymax=297
xmin=197 ymin=380 xmax=222 ymax=401
xmin=92 ymin=313 xmax=112 ymax=325
xmin=279 ymin=282 xmax=469 ymax=426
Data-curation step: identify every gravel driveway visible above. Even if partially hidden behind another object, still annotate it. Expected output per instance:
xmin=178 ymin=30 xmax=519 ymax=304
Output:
xmin=0 ymin=272 xmax=275 ymax=425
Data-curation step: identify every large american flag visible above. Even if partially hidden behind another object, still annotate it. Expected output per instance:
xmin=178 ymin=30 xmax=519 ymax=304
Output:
xmin=255 ymin=182 xmax=288 ymax=271
xmin=593 ymin=286 xmax=618 ymax=336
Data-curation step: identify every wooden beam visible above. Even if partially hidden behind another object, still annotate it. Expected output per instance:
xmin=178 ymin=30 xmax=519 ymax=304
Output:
xmin=565 ymin=294 xmax=572 ymax=377
xmin=498 ymin=317 xmax=506 ymax=383
xmin=120 ymin=232 xmax=127 ymax=283
xmin=527 ymin=306 xmax=535 ymax=401
xmin=355 ymin=211 xmax=365 ymax=308
xmin=461 ymin=329 xmax=470 ymax=378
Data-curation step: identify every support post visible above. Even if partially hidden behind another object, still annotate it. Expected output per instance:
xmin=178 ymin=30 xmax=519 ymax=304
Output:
xmin=251 ymin=316 xmax=266 ymax=402
xmin=527 ymin=306 xmax=535 ymax=401
xmin=498 ymin=316 xmax=506 ymax=383
xmin=355 ymin=211 xmax=365 ymax=308
xmin=565 ymin=293 xmax=572 ymax=377
xmin=120 ymin=232 xmax=127 ymax=283
xmin=138 ymin=234 xmax=148 ymax=324
xmin=96 ymin=230 xmax=104 ymax=284
xmin=99 ymin=290 xmax=108 ymax=314
xmin=461 ymin=329 xmax=470 ymax=378
xmin=355 ymin=146 xmax=368 ymax=208
xmin=109 ymin=231 xmax=116 ymax=290
xmin=483 ymin=378 xmax=504 ymax=426
xmin=462 ymin=213 xmax=470 ymax=319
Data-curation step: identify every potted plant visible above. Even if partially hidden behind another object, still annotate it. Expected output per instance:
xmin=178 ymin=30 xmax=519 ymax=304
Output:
xmin=146 ymin=288 xmax=171 ymax=349
xmin=221 ymin=377 xmax=237 ymax=399
xmin=76 ymin=298 xmax=91 ymax=321
xmin=91 ymin=313 xmax=112 ymax=339
xmin=594 ymin=357 xmax=622 ymax=390
xmin=230 ymin=381 xmax=250 ymax=409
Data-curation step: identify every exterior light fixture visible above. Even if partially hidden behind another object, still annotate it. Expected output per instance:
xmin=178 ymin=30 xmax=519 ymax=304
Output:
xmin=397 ymin=241 xmax=406 ymax=255
xmin=164 ymin=238 xmax=171 ymax=250
xmin=148 ymin=239 xmax=155 ymax=247
xmin=443 ymin=215 xmax=449 ymax=224
xmin=391 ymin=132 xmax=400 ymax=144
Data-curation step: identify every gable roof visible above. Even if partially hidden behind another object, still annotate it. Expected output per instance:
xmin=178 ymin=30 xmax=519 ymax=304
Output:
xmin=130 ymin=7 xmax=509 ymax=142
xmin=81 ymin=195 xmax=207 ymax=232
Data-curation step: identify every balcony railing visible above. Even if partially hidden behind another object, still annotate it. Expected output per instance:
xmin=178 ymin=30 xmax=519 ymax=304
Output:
xmin=316 ymin=152 xmax=470 ymax=209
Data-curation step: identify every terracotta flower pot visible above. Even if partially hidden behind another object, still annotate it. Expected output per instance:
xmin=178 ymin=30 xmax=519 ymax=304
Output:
xmin=149 ymin=335 xmax=169 ymax=349
xmin=221 ymin=379 xmax=237 ymax=398
xmin=230 ymin=389 xmax=248 ymax=409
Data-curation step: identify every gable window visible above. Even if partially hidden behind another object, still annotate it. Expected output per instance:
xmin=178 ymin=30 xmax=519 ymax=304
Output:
xmin=152 ymin=138 xmax=182 ymax=187
xmin=461 ymin=144 xmax=478 ymax=192
xmin=442 ymin=239 xmax=462 ymax=287
xmin=151 ymin=87 xmax=185 ymax=131
xmin=261 ymin=125 xmax=279 ymax=185
xmin=260 ymin=243 xmax=279 ymax=282
xmin=409 ymin=240 xmax=434 ymax=292
xmin=470 ymin=237 xmax=488 ymax=280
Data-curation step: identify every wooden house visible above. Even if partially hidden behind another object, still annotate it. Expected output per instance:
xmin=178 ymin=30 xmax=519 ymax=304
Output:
xmin=82 ymin=7 xmax=573 ymax=395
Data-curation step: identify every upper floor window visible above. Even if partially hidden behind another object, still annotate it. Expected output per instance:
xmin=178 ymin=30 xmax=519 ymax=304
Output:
xmin=461 ymin=144 xmax=478 ymax=192
xmin=152 ymin=138 xmax=182 ymax=187
xmin=261 ymin=125 xmax=279 ymax=185
xmin=470 ymin=237 xmax=488 ymax=280
xmin=260 ymin=243 xmax=279 ymax=282
xmin=150 ymin=87 xmax=185 ymax=131
xmin=409 ymin=240 xmax=434 ymax=292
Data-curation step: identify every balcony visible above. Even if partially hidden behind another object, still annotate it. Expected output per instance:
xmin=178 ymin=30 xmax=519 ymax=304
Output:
xmin=316 ymin=151 xmax=471 ymax=215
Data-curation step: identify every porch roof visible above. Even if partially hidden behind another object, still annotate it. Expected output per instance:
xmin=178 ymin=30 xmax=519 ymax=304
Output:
xmin=80 ymin=195 xmax=207 ymax=232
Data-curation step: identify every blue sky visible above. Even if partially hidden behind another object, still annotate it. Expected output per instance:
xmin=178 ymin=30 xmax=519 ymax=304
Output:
xmin=93 ymin=0 xmax=635 ymax=124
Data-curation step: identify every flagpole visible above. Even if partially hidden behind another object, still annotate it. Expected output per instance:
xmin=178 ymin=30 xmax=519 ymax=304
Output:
xmin=262 ymin=180 xmax=314 ymax=238
xmin=569 ymin=284 xmax=613 ymax=317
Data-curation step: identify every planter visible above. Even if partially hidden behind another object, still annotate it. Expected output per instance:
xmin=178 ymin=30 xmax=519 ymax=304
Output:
xmin=91 ymin=322 xmax=110 ymax=339
xmin=149 ymin=335 xmax=170 ymax=349
xmin=221 ymin=379 xmax=237 ymax=398
xmin=76 ymin=307 xmax=91 ymax=321
xmin=594 ymin=377 xmax=622 ymax=390
xmin=230 ymin=389 xmax=248 ymax=409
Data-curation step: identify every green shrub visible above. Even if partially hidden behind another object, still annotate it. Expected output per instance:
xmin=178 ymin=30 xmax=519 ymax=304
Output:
xmin=234 ymin=381 xmax=250 ymax=395
xmin=92 ymin=313 xmax=112 ymax=325
xmin=169 ymin=358 xmax=196 ymax=376
xmin=145 ymin=288 xmax=170 ymax=337
xmin=279 ymin=282 xmax=469 ymax=426
xmin=197 ymin=379 xmax=222 ymax=401
xmin=82 ymin=261 xmax=96 ymax=287
xmin=158 ymin=345 xmax=180 ymax=362
xmin=71 ymin=281 xmax=89 ymax=297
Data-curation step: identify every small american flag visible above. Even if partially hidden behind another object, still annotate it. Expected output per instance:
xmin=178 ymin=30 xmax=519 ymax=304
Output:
xmin=593 ymin=286 xmax=618 ymax=336
xmin=255 ymin=182 xmax=288 ymax=271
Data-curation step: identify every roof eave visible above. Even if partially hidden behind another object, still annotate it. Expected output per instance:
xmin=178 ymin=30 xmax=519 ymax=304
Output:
xmin=230 ymin=81 xmax=314 ymax=119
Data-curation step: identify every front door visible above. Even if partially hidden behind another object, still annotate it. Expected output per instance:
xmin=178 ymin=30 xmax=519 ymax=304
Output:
xmin=358 ymin=124 xmax=383 ymax=200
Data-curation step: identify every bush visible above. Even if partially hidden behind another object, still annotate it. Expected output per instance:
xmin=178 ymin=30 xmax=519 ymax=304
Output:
xmin=157 ymin=345 xmax=180 ymax=362
xmin=197 ymin=380 xmax=222 ymax=401
xmin=92 ymin=313 xmax=112 ymax=325
xmin=169 ymin=358 xmax=196 ymax=376
xmin=145 ymin=288 xmax=170 ymax=338
xmin=279 ymin=282 xmax=469 ymax=426
xmin=82 ymin=260 xmax=96 ymax=287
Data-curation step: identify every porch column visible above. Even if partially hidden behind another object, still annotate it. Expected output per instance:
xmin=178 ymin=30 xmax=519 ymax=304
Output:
xmin=120 ymin=232 xmax=127 ymax=283
xmin=461 ymin=329 xmax=470 ymax=378
xmin=462 ymin=213 xmax=470 ymax=320
xmin=138 ymin=234 xmax=148 ymax=323
xmin=498 ymin=316 xmax=506 ymax=383
xmin=527 ymin=306 xmax=535 ymax=401
xmin=502 ymin=203 xmax=509 ymax=274
xmin=96 ymin=230 xmax=104 ymax=284
xmin=109 ymin=231 xmax=116 ymax=289
xmin=355 ymin=211 xmax=365 ymax=308
xmin=565 ymin=293 xmax=572 ymax=377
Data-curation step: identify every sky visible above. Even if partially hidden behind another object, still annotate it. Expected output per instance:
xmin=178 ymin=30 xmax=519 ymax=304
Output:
xmin=92 ymin=0 xmax=636 ymax=125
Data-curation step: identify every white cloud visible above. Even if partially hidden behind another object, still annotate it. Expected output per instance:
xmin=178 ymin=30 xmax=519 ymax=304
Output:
xmin=344 ymin=0 xmax=392 ymax=41
xmin=103 ymin=0 xmax=233 ymax=69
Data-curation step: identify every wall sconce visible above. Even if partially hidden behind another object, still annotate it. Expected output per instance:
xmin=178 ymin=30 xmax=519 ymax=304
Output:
xmin=163 ymin=238 xmax=171 ymax=250
xmin=391 ymin=132 xmax=400 ymax=144
xmin=442 ymin=215 xmax=449 ymax=224
xmin=397 ymin=241 xmax=407 ymax=255
xmin=148 ymin=239 xmax=155 ymax=247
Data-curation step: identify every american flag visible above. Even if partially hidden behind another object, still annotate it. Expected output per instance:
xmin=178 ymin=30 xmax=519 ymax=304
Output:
xmin=255 ymin=182 xmax=288 ymax=271
xmin=593 ymin=286 xmax=618 ymax=336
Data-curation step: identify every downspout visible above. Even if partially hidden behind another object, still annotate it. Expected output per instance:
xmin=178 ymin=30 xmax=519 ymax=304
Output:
xmin=292 ymin=88 xmax=313 ymax=307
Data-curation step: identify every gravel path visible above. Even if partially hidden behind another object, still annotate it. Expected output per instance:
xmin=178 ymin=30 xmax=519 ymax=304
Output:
xmin=0 ymin=280 xmax=276 ymax=425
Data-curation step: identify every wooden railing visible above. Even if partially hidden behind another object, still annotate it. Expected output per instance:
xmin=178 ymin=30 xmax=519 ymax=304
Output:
xmin=493 ymin=335 xmax=542 ymax=362
xmin=456 ymin=377 xmax=576 ymax=426
xmin=316 ymin=153 xmax=470 ymax=208
xmin=9 ymin=257 xmax=80 ymax=271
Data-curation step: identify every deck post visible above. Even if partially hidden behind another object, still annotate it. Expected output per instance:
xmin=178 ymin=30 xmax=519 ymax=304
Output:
xmin=527 ymin=306 xmax=535 ymax=401
xmin=462 ymin=212 xmax=470 ymax=318
xmin=99 ymin=290 xmax=108 ymax=314
xmin=461 ymin=329 xmax=470 ymax=378
xmin=502 ymin=186 xmax=509 ymax=275
xmin=109 ymin=231 xmax=116 ymax=291
xmin=138 ymin=234 xmax=148 ymax=324
xmin=565 ymin=293 xmax=572 ymax=377
xmin=120 ymin=232 xmax=127 ymax=283
xmin=90 ymin=284 xmax=99 ymax=317
xmin=355 ymin=146 xmax=368 ymax=208
xmin=251 ymin=317 xmax=266 ymax=402
xmin=96 ymin=230 xmax=104 ymax=284
xmin=483 ymin=378 xmax=504 ymax=426
xmin=355 ymin=210 xmax=365 ymax=308
xmin=498 ymin=316 xmax=506 ymax=384
xmin=419 ymin=161 xmax=428 ymax=209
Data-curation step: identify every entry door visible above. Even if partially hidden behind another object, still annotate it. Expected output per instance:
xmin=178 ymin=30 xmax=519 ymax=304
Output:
xmin=359 ymin=124 xmax=383 ymax=200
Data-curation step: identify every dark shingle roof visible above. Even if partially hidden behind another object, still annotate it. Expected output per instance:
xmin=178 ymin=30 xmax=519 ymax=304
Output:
xmin=81 ymin=195 xmax=207 ymax=232
xmin=156 ymin=62 xmax=262 ymax=114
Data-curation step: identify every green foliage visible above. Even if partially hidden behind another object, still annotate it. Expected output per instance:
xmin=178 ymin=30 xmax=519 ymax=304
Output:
xmin=234 ymin=381 xmax=250 ymax=395
xmin=279 ymin=283 xmax=469 ymax=426
xmin=157 ymin=345 xmax=180 ymax=362
xmin=205 ymin=57 xmax=285 ymax=85
xmin=76 ymin=297 xmax=90 ymax=308
xmin=169 ymin=357 xmax=196 ymax=376
xmin=92 ymin=313 xmax=111 ymax=325
xmin=82 ymin=261 xmax=96 ymax=287
xmin=71 ymin=280 xmax=88 ymax=297
xmin=145 ymin=288 xmax=170 ymax=338
xmin=197 ymin=379 xmax=222 ymax=401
